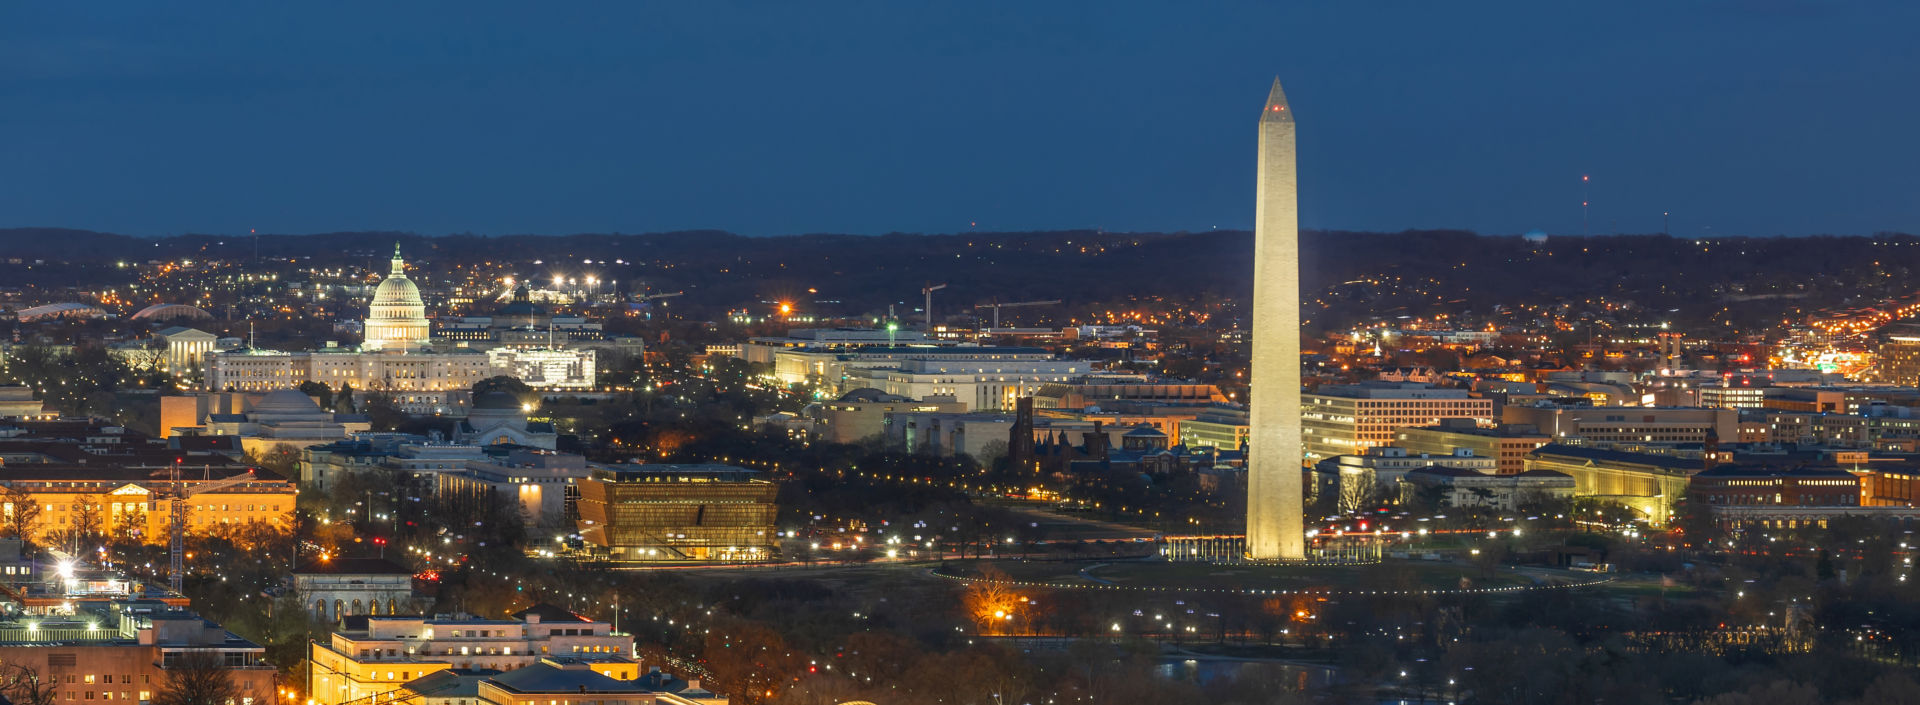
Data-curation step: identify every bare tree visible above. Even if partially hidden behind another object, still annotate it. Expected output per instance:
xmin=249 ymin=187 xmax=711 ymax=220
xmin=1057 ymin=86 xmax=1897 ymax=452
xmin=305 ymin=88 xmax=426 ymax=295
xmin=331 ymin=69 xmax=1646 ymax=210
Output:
xmin=0 ymin=485 xmax=44 ymax=546
xmin=45 ymin=493 xmax=105 ymax=553
xmin=1338 ymin=468 xmax=1378 ymax=515
xmin=0 ymin=662 xmax=60 ymax=705
xmin=153 ymin=651 xmax=239 ymax=705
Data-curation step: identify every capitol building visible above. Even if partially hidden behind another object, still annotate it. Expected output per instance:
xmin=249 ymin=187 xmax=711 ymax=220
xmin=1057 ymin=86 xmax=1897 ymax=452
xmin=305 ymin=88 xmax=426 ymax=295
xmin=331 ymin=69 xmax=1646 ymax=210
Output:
xmin=205 ymin=245 xmax=583 ymax=414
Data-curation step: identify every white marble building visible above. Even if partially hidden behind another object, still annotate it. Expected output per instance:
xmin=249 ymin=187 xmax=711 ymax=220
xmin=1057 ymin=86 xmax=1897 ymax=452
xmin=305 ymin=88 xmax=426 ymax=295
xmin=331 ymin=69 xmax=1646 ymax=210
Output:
xmin=204 ymin=246 xmax=490 ymax=414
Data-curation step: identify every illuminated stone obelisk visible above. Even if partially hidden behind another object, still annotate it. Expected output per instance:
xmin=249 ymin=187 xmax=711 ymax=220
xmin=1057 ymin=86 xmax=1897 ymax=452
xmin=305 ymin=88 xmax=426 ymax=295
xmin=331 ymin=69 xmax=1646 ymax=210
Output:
xmin=1245 ymin=78 xmax=1305 ymax=560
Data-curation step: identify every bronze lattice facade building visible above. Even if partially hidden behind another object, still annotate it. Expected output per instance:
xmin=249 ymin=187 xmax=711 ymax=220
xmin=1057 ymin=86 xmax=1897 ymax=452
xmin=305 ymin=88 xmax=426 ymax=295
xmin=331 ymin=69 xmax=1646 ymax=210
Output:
xmin=575 ymin=465 xmax=778 ymax=561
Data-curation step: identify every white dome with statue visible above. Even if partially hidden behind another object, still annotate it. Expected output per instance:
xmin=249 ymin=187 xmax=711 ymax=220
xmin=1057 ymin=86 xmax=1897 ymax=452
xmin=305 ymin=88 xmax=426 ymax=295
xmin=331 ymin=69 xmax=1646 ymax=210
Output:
xmin=363 ymin=243 xmax=431 ymax=351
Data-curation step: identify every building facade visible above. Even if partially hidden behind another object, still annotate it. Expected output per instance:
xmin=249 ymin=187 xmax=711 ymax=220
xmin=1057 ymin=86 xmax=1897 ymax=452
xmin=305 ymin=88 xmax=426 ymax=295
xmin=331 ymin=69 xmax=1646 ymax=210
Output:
xmin=485 ymin=348 xmax=597 ymax=391
xmin=204 ymin=246 xmax=492 ymax=414
xmin=0 ymin=605 xmax=275 ymax=705
xmin=1503 ymin=405 xmax=1739 ymax=446
xmin=0 ymin=467 xmax=296 ymax=545
xmin=294 ymin=557 xmax=422 ymax=621
xmin=1394 ymin=421 xmax=1552 ymax=475
xmin=308 ymin=606 xmax=631 ymax=705
xmin=575 ymin=465 xmax=778 ymax=561
xmin=1300 ymin=383 xmax=1495 ymax=464
xmin=1523 ymin=444 xmax=1700 ymax=525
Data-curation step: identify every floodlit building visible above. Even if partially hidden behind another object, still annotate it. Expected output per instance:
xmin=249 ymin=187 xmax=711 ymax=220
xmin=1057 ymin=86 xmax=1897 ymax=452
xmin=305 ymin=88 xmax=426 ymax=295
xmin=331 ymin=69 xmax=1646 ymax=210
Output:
xmin=1394 ymin=419 xmax=1552 ymax=475
xmin=153 ymin=326 xmax=219 ymax=379
xmin=204 ymin=246 xmax=493 ymax=414
xmin=1300 ymin=382 xmax=1495 ymax=464
xmin=294 ymin=557 xmax=423 ymax=621
xmin=1178 ymin=408 xmax=1251 ymax=451
xmin=1523 ymin=444 xmax=1700 ymax=525
xmin=0 ymin=465 xmax=295 ymax=545
xmin=770 ymin=346 xmax=1088 ymax=411
xmin=575 ymin=465 xmax=778 ymax=561
xmin=435 ymin=284 xmax=609 ymax=351
xmin=0 ymin=385 xmax=51 ymax=420
xmin=486 ymin=348 xmax=597 ymax=391
xmin=308 ymin=605 xmax=633 ymax=705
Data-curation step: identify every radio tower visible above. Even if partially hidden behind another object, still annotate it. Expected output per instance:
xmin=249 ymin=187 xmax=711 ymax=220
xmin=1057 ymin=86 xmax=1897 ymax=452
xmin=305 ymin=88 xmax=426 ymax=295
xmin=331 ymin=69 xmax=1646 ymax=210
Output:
xmin=1582 ymin=174 xmax=1591 ymax=236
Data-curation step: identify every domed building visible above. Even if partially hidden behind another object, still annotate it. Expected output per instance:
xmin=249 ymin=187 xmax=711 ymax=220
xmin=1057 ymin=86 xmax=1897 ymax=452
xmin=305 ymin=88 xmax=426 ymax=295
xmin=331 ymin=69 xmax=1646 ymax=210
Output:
xmin=451 ymin=390 xmax=558 ymax=448
xmin=205 ymin=244 xmax=492 ymax=414
xmin=363 ymin=244 xmax=431 ymax=351
xmin=203 ymin=388 xmax=360 ymax=455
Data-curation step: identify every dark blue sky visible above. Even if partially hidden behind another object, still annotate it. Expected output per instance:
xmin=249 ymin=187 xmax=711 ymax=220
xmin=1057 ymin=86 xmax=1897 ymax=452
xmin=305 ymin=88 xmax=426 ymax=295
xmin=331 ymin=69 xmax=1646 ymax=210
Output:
xmin=4 ymin=2 xmax=1915 ymax=238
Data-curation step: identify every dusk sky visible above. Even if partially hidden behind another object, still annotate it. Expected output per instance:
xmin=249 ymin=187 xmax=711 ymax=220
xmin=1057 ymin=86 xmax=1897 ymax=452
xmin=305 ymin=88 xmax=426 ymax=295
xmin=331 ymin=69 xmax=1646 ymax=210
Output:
xmin=4 ymin=2 xmax=1915 ymax=238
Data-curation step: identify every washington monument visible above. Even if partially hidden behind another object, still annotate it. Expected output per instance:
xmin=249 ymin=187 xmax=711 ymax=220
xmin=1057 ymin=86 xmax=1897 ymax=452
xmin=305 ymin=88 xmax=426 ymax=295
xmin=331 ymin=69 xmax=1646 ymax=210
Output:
xmin=1245 ymin=78 xmax=1306 ymax=560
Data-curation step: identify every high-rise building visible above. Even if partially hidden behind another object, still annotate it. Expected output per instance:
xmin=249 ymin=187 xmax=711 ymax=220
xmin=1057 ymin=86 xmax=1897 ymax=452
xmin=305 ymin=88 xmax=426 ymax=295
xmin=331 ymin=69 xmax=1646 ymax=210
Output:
xmin=1246 ymin=78 xmax=1305 ymax=560
xmin=1880 ymin=327 xmax=1920 ymax=385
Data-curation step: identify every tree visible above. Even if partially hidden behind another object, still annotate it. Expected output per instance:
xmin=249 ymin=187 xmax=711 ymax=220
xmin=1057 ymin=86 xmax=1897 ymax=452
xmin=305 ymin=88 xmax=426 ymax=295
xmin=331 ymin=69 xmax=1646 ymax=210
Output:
xmin=46 ymin=493 xmax=105 ymax=553
xmin=0 ymin=486 xmax=44 ymax=545
xmin=359 ymin=390 xmax=406 ymax=431
xmin=472 ymin=375 xmax=535 ymax=403
xmin=1338 ymin=468 xmax=1378 ymax=515
xmin=0 ymin=663 xmax=58 ymax=705
xmin=961 ymin=567 xmax=1027 ymax=635
xmin=334 ymin=382 xmax=357 ymax=413
xmin=246 ymin=443 xmax=301 ymax=478
xmin=153 ymin=651 xmax=239 ymax=705
xmin=975 ymin=440 xmax=1010 ymax=471
xmin=297 ymin=380 xmax=334 ymax=410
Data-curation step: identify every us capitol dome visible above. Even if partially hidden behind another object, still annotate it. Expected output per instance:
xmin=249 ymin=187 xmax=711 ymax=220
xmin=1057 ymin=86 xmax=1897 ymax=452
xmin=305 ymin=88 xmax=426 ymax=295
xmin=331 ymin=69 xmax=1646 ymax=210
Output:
xmin=363 ymin=243 xmax=431 ymax=351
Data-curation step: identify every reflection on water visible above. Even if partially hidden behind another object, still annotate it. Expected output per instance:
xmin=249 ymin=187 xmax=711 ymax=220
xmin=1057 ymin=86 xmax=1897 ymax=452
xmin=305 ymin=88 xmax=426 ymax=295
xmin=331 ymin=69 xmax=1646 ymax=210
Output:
xmin=1155 ymin=658 xmax=1339 ymax=689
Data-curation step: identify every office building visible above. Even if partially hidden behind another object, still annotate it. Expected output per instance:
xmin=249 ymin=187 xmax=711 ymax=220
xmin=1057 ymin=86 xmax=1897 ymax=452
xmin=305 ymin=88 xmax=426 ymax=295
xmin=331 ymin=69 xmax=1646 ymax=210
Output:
xmin=1503 ymin=404 xmax=1739 ymax=446
xmin=1394 ymin=420 xmax=1552 ymax=475
xmin=1300 ymin=382 xmax=1495 ymax=464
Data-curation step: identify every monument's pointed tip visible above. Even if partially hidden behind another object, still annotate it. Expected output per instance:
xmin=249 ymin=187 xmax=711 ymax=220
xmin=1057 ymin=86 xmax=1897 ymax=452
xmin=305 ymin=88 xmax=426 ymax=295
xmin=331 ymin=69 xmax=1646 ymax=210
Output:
xmin=1262 ymin=78 xmax=1292 ymax=121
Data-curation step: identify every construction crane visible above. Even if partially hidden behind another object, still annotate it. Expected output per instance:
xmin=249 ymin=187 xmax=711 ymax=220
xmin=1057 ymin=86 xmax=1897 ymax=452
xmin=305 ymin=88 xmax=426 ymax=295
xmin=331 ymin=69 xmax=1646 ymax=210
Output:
xmin=920 ymin=282 xmax=947 ymax=330
xmin=634 ymin=291 xmax=684 ymax=321
xmin=973 ymin=299 xmax=1062 ymax=329
xmin=167 ymin=462 xmax=255 ymax=594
